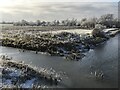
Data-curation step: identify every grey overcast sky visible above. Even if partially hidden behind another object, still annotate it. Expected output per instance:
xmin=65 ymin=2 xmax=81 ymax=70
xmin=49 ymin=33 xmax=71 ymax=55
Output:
xmin=0 ymin=0 xmax=118 ymax=21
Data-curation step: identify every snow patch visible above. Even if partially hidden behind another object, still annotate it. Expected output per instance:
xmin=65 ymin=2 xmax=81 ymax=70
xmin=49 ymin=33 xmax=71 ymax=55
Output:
xmin=20 ymin=78 xmax=36 ymax=88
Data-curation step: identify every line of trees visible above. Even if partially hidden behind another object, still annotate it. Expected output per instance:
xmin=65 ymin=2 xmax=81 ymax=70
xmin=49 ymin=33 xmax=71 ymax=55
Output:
xmin=2 ymin=14 xmax=120 ymax=28
xmin=13 ymin=18 xmax=80 ymax=27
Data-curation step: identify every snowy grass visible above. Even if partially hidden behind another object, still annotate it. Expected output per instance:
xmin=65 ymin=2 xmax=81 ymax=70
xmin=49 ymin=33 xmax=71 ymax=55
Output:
xmin=0 ymin=55 xmax=62 ymax=88
xmin=45 ymin=29 xmax=92 ymax=35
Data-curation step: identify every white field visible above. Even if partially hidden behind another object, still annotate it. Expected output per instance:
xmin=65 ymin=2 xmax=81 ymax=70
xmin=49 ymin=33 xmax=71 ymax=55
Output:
xmin=1 ymin=24 xmax=92 ymax=35
xmin=1 ymin=24 xmax=93 ymax=38
xmin=41 ymin=29 xmax=93 ymax=35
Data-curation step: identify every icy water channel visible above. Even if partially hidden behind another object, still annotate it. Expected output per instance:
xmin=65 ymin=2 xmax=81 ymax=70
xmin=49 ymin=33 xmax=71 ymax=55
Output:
xmin=0 ymin=34 xmax=119 ymax=88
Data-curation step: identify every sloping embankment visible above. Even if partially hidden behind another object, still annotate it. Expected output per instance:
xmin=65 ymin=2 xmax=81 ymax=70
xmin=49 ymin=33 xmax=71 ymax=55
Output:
xmin=1 ymin=56 xmax=62 ymax=88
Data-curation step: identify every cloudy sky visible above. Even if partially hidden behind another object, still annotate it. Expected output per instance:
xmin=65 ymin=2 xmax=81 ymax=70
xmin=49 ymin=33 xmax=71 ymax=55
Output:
xmin=0 ymin=0 xmax=119 ymax=22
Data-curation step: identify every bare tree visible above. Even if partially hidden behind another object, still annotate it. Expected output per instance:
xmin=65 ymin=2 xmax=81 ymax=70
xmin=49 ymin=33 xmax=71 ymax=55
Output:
xmin=98 ymin=14 xmax=114 ymax=28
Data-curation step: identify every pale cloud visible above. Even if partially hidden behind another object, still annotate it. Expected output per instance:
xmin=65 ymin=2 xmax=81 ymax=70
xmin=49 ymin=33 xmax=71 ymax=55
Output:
xmin=0 ymin=0 xmax=118 ymax=21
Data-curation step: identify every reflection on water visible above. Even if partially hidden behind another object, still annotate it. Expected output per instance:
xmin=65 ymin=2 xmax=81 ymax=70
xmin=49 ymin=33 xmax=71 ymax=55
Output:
xmin=0 ymin=34 xmax=119 ymax=88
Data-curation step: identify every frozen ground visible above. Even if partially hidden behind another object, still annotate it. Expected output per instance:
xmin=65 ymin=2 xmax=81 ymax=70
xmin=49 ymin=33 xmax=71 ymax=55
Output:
xmin=0 ymin=56 xmax=62 ymax=88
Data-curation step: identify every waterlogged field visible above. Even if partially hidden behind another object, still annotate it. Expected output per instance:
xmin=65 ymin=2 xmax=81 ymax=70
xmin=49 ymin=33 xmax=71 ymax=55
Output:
xmin=1 ymin=25 xmax=119 ymax=61
xmin=0 ymin=24 xmax=119 ymax=88
xmin=0 ymin=34 xmax=119 ymax=88
xmin=1 ymin=26 xmax=92 ymax=61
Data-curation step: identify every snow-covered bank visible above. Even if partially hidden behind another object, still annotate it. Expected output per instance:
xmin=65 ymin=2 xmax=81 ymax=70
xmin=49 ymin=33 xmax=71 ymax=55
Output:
xmin=1 ymin=28 xmax=120 ymax=61
xmin=0 ymin=55 xmax=62 ymax=89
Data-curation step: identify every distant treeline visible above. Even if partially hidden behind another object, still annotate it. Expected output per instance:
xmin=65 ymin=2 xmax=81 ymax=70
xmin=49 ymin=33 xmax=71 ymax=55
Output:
xmin=0 ymin=21 xmax=13 ymax=24
xmin=1 ymin=14 xmax=120 ymax=28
